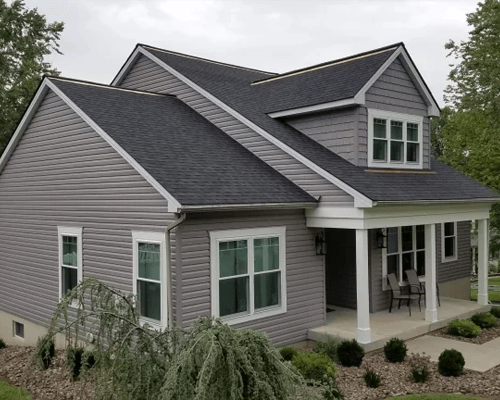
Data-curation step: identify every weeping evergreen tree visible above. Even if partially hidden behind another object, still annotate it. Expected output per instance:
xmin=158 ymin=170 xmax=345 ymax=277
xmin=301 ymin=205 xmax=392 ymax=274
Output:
xmin=39 ymin=278 xmax=314 ymax=400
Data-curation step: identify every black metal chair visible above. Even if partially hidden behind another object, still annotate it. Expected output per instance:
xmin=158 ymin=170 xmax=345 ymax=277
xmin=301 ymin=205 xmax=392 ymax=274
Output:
xmin=405 ymin=269 xmax=440 ymax=307
xmin=387 ymin=273 xmax=421 ymax=316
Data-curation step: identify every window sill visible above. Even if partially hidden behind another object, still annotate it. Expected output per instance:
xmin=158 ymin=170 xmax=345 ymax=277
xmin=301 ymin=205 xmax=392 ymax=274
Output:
xmin=441 ymin=256 xmax=458 ymax=263
xmin=221 ymin=306 xmax=286 ymax=325
xmin=139 ymin=317 xmax=164 ymax=331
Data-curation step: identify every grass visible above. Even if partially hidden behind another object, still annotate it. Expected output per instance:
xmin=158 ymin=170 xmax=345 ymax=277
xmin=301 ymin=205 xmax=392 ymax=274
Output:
xmin=387 ymin=394 xmax=489 ymax=399
xmin=471 ymin=289 xmax=500 ymax=302
xmin=488 ymin=276 xmax=500 ymax=286
xmin=0 ymin=380 xmax=31 ymax=400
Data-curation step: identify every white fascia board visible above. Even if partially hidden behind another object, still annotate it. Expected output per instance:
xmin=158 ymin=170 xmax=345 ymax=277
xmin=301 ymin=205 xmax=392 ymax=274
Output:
xmin=138 ymin=47 xmax=374 ymax=209
xmin=46 ymin=80 xmax=182 ymax=212
xmin=111 ymin=47 xmax=142 ymax=86
xmin=0 ymin=82 xmax=50 ymax=175
xmin=267 ymin=97 xmax=363 ymax=119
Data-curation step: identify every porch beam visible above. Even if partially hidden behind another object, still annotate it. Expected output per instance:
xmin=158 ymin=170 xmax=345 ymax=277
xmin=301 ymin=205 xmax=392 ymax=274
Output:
xmin=355 ymin=229 xmax=371 ymax=343
xmin=424 ymin=224 xmax=439 ymax=322
xmin=477 ymin=219 xmax=489 ymax=306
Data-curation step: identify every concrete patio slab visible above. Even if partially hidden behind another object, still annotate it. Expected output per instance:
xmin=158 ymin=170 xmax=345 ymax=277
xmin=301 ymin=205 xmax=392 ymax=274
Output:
xmin=405 ymin=335 xmax=500 ymax=372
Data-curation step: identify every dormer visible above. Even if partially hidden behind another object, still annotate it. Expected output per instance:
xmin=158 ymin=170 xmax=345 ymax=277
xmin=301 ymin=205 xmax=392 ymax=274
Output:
xmin=256 ymin=43 xmax=440 ymax=170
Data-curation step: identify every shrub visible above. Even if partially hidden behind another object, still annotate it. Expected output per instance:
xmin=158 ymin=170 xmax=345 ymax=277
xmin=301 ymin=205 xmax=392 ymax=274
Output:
xmin=470 ymin=312 xmax=498 ymax=329
xmin=363 ymin=370 xmax=381 ymax=388
xmin=314 ymin=337 xmax=340 ymax=362
xmin=67 ymin=347 xmax=85 ymax=380
xmin=412 ymin=366 xmax=430 ymax=383
xmin=438 ymin=349 xmax=465 ymax=377
xmin=337 ymin=339 xmax=364 ymax=367
xmin=83 ymin=350 xmax=96 ymax=370
xmin=448 ymin=319 xmax=481 ymax=338
xmin=35 ymin=334 xmax=55 ymax=369
xmin=490 ymin=307 xmax=500 ymax=319
xmin=321 ymin=376 xmax=344 ymax=400
xmin=0 ymin=339 xmax=6 ymax=350
xmin=279 ymin=346 xmax=298 ymax=361
xmin=383 ymin=338 xmax=407 ymax=363
xmin=292 ymin=352 xmax=336 ymax=383
xmin=408 ymin=352 xmax=431 ymax=383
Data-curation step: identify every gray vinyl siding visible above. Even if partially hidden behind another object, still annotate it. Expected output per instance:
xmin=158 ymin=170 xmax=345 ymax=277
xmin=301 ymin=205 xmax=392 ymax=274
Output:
xmin=369 ymin=222 xmax=472 ymax=313
xmin=0 ymin=89 xmax=177 ymax=327
xmin=118 ymin=54 xmax=354 ymax=207
xmin=361 ymin=56 xmax=431 ymax=169
xmin=285 ymin=107 xmax=358 ymax=165
xmin=176 ymin=210 xmax=325 ymax=345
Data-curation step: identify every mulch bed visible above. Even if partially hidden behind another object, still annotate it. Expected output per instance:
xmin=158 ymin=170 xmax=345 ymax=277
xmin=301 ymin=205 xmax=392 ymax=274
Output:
xmin=429 ymin=323 xmax=500 ymax=345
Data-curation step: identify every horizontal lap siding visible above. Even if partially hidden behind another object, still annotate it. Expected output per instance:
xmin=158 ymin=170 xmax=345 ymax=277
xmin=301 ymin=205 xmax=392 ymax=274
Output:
xmin=178 ymin=210 xmax=325 ymax=345
xmin=0 ymin=90 xmax=176 ymax=327
xmin=363 ymin=56 xmax=431 ymax=169
xmin=285 ymin=108 xmax=357 ymax=165
xmin=369 ymin=222 xmax=472 ymax=313
xmin=119 ymin=55 xmax=354 ymax=207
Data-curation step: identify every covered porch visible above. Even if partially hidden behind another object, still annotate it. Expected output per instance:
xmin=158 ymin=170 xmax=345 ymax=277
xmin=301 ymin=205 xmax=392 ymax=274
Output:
xmin=307 ymin=202 xmax=493 ymax=350
xmin=308 ymin=297 xmax=490 ymax=352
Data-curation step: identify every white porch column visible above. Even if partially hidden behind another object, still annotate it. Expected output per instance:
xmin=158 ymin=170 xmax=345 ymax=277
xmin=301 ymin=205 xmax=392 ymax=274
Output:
xmin=424 ymin=224 xmax=439 ymax=322
xmin=355 ymin=229 xmax=371 ymax=344
xmin=477 ymin=219 xmax=489 ymax=306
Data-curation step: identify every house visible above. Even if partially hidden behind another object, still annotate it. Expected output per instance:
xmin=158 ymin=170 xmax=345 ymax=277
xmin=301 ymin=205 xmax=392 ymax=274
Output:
xmin=0 ymin=42 xmax=498 ymax=349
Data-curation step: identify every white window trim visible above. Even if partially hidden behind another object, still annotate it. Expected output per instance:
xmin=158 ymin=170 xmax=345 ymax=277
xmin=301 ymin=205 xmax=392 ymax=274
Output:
xmin=13 ymin=321 xmax=24 ymax=340
xmin=210 ymin=226 xmax=287 ymax=325
xmin=58 ymin=227 xmax=83 ymax=305
xmin=132 ymin=231 xmax=168 ymax=329
xmin=368 ymin=109 xmax=424 ymax=169
xmin=441 ymin=222 xmax=458 ymax=263
xmin=382 ymin=226 xmax=426 ymax=291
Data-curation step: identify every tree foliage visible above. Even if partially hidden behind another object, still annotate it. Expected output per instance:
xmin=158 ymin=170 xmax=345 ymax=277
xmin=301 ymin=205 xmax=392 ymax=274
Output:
xmin=0 ymin=0 xmax=64 ymax=153
xmin=433 ymin=0 xmax=500 ymax=257
xmin=40 ymin=278 xmax=316 ymax=400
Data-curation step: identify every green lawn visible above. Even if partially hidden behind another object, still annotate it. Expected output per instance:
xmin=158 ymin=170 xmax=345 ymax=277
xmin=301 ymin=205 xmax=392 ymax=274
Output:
xmin=488 ymin=276 xmax=500 ymax=286
xmin=0 ymin=380 xmax=31 ymax=400
xmin=387 ymin=394 xmax=489 ymax=400
xmin=471 ymin=289 xmax=500 ymax=302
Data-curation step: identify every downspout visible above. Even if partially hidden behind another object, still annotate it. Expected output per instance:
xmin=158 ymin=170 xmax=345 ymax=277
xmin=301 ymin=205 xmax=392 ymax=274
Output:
xmin=166 ymin=213 xmax=186 ymax=329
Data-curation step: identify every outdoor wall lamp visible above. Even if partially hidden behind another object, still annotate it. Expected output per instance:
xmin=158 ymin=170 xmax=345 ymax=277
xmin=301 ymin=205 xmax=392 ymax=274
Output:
xmin=315 ymin=231 xmax=327 ymax=255
xmin=376 ymin=228 xmax=387 ymax=249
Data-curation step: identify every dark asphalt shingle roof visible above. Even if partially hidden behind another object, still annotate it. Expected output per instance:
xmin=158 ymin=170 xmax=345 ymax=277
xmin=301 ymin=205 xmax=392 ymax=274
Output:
xmin=143 ymin=44 xmax=500 ymax=202
xmin=50 ymin=78 xmax=317 ymax=207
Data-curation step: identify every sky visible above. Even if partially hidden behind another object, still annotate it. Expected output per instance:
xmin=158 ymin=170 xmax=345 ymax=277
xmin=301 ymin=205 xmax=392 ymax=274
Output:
xmin=24 ymin=0 xmax=479 ymax=107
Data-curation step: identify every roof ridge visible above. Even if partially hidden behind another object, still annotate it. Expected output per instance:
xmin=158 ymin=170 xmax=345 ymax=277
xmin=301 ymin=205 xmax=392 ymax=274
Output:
xmin=251 ymin=42 xmax=403 ymax=85
xmin=46 ymin=75 xmax=176 ymax=97
xmin=139 ymin=44 xmax=277 ymax=76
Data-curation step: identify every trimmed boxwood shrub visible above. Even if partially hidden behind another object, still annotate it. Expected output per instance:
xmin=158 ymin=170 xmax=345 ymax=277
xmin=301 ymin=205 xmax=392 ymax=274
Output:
xmin=438 ymin=349 xmax=465 ymax=377
xmin=337 ymin=339 xmax=365 ymax=367
xmin=490 ymin=307 xmax=500 ymax=319
xmin=383 ymin=338 xmax=407 ymax=363
xmin=291 ymin=352 xmax=336 ymax=383
xmin=0 ymin=339 xmax=6 ymax=350
xmin=279 ymin=346 xmax=298 ymax=361
xmin=314 ymin=337 xmax=340 ymax=362
xmin=448 ymin=319 xmax=481 ymax=338
xmin=470 ymin=312 xmax=498 ymax=329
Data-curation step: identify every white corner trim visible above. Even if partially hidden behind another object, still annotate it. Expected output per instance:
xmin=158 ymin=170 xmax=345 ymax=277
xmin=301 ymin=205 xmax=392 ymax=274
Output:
xmin=45 ymin=79 xmax=182 ymax=212
xmin=267 ymin=97 xmax=364 ymax=119
xmin=0 ymin=83 xmax=50 ymax=176
xmin=209 ymin=226 xmax=287 ymax=325
xmin=137 ymin=47 xmax=373 ymax=209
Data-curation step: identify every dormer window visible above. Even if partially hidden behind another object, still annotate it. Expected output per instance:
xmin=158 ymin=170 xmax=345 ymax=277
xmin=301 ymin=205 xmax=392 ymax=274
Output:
xmin=368 ymin=110 xmax=423 ymax=169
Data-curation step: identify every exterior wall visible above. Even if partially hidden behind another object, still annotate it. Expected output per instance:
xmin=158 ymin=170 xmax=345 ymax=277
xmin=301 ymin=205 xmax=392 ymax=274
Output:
xmin=0 ymin=90 xmax=177 ymax=334
xmin=285 ymin=107 xmax=360 ymax=165
xmin=361 ymin=56 xmax=431 ymax=169
xmin=369 ymin=222 xmax=472 ymax=313
xmin=176 ymin=210 xmax=325 ymax=345
xmin=118 ymin=54 xmax=354 ymax=207
xmin=325 ymin=229 xmax=357 ymax=309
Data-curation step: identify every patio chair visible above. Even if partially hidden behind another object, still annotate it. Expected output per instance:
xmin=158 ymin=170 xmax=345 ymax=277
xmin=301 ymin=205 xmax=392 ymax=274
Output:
xmin=387 ymin=273 xmax=421 ymax=316
xmin=405 ymin=269 xmax=440 ymax=307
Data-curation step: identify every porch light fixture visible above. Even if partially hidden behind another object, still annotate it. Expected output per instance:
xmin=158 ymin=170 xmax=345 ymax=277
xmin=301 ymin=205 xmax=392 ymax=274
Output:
xmin=376 ymin=228 xmax=387 ymax=249
xmin=315 ymin=232 xmax=327 ymax=255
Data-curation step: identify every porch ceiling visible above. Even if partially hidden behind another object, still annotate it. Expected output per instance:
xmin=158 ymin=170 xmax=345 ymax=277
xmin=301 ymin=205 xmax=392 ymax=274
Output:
xmin=308 ymin=297 xmax=490 ymax=352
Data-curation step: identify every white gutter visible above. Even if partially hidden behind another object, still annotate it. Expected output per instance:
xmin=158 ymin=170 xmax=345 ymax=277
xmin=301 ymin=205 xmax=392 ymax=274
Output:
xmin=376 ymin=199 xmax=500 ymax=205
xmin=179 ymin=202 xmax=318 ymax=213
xmin=166 ymin=213 xmax=186 ymax=328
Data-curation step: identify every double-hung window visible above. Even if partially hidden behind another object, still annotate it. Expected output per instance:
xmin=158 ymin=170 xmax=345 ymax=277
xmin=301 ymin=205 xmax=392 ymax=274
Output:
xmin=368 ymin=109 xmax=423 ymax=169
xmin=132 ymin=231 xmax=167 ymax=327
xmin=441 ymin=222 xmax=457 ymax=262
xmin=210 ymin=227 xmax=287 ymax=324
xmin=383 ymin=225 xmax=425 ymax=290
xmin=58 ymin=227 xmax=83 ymax=299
